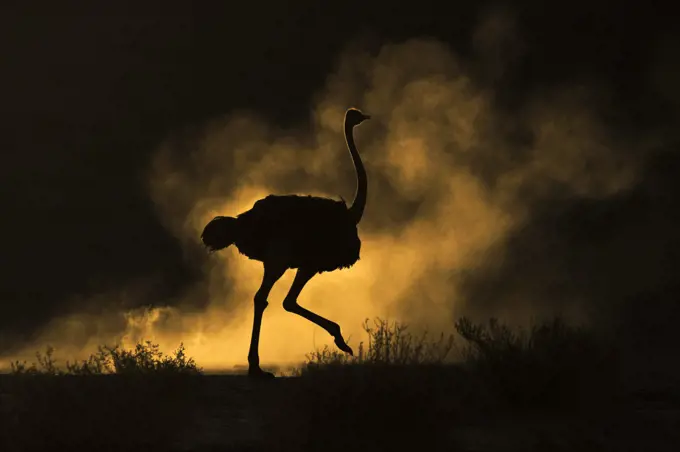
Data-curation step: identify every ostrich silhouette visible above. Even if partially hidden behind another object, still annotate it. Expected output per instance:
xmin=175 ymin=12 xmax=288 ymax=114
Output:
xmin=200 ymin=108 xmax=371 ymax=378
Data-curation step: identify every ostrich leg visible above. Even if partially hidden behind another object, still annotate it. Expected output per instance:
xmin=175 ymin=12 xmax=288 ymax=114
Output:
xmin=282 ymin=268 xmax=353 ymax=355
xmin=248 ymin=263 xmax=286 ymax=378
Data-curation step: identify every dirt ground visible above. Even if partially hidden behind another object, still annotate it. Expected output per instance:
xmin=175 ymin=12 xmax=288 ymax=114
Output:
xmin=1 ymin=372 xmax=678 ymax=451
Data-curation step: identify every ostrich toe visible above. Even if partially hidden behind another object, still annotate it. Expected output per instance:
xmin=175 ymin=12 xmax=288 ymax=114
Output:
xmin=248 ymin=367 xmax=276 ymax=379
xmin=334 ymin=336 xmax=354 ymax=356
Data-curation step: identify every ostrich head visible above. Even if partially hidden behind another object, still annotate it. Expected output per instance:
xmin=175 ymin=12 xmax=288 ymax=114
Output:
xmin=345 ymin=108 xmax=371 ymax=127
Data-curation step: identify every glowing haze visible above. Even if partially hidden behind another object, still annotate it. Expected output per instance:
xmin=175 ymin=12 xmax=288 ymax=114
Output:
xmin=0 ymin=11 xmax=639 ymax=371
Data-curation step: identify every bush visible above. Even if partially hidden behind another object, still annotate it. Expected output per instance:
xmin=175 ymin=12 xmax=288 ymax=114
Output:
xmin=454 ymin=316 xmax=620 ymax=413
xmin=297 ymin=317 xmax=455 ymax=375
xmin=10 ymin=341 xmax=202 ymax=376
xmin=262 ymin=316 xmax=621 ymax=451
xmin=2 ymin=342 xmax=202 ymax=450
xmin=267 ymin=318 xmax=459 ymax=451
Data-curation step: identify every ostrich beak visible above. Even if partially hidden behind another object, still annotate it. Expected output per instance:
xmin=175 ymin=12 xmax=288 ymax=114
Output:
xmin=363 ymin=114 xmax=371 ymax=120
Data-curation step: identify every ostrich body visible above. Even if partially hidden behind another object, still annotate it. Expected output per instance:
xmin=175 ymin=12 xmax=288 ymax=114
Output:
xmin=201 ymin=108 xmax=370 ymax=378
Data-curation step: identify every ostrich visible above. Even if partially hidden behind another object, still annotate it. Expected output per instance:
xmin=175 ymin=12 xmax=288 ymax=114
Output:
xmin=200 ymin=108 xmax=371 ymax=378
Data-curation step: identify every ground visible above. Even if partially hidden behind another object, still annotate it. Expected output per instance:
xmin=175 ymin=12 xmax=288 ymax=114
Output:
xmin=1 ymin=369 xmax=679 ymax=451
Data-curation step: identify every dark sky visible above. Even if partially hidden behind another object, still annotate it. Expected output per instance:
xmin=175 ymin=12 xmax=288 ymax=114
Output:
xmin=1 ymin=1 xmax=679 ymax=351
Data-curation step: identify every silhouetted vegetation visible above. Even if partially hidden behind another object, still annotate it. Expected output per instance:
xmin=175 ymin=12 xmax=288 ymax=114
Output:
xmin=297 ymin=317 xmax=455 ymax=371
xmin=10 ymin=341 xmax=201 ymax=376
xmin=1 ymin=342 xmax=201 ymax=451
xmin=296 ymin=316 xmax=617 ymax=413
xmin=453 ymin=316 xmax=620 ymax=413
xmin=261 ymin=316 xmax=626 ymax=451
xmin=2 ymin=317 xmax=677 ymax=451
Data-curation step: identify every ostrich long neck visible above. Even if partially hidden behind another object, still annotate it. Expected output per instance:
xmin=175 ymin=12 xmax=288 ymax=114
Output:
xmin=345 ymin=120 xmax=367 ymax=224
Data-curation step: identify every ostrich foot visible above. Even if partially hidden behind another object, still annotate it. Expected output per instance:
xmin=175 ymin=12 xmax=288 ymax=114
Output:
xmin=334 ymin=336 xmax=354 ymax=356
xmin=247 ymin=367 xmax=276 ymax=379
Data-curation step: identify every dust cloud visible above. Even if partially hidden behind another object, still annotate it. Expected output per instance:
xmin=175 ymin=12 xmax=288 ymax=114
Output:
xmin=0 ymin=10 xmax=642 ymax=372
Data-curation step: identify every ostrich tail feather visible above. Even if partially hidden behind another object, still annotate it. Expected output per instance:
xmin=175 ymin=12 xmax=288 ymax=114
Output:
xmin=201 ymin=216 xmax=237 ymax=251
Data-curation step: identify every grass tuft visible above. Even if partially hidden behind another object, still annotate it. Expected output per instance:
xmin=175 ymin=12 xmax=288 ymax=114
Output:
xmin=297 ymin=317 xmax=454 ymax=375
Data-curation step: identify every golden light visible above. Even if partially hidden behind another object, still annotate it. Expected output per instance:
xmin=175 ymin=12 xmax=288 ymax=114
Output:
xmin=0 ymin=10 xmax=640 ymax=373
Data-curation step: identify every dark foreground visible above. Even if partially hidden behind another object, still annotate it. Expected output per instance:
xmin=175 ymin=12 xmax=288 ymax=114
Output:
xmin=1 ymin=366 xmax=679 ymax=452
